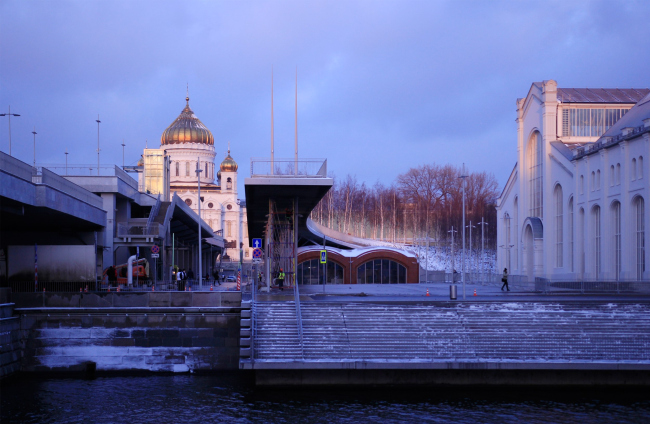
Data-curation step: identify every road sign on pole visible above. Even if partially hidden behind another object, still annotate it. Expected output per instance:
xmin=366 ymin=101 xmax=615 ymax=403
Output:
xmin=320 ymin=250 xmax=327 ymax=264
xmin=252 ymin=238 xmax=262 ymax=249
xmin=252 ymin=248 xmax=262 ymax=259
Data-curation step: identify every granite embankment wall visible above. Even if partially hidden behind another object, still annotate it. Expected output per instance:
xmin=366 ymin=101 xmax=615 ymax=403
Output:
xmin=2 ymin=291 xmax=243 ymax=375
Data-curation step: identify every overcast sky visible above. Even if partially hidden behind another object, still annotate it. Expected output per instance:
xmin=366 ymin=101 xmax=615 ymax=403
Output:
xmin=1 ymin=0 xmax=649 ymax=194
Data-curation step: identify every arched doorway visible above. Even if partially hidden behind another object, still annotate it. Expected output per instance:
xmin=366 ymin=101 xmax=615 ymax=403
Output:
xmin=522 ymin=217 xmax=543 ymax=283
xmin=523 ymin=224 xmax=534 ymax=282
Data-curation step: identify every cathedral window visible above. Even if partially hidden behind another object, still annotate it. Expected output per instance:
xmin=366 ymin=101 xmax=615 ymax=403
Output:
xmin=175 ymin=162 xmax=179 ymax=177
xmin=227 ymin=177 xmax=232 ymax=190
xmin=185 ymin=162 xmax=190 ymax=177
xmin=527 ymin=131 xmax=543 ymax=218
xmin=208 ymin=202 xmax=213 ymax=208
xmin=185 ymin=198 xmax=192 ymax=206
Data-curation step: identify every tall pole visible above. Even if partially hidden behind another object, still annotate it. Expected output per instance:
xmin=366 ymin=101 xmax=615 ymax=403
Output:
xmin=448 ymin=226 xmax=457 ymax=276
xmin=0 ymin=106 xmax=20 ymax=156
xmin=478 ymin=218 xmax=488 ymax=284
xmin=32 ymin=127 xmax=37 ymax=168
xmin=96 ymin=115 xmax=101 ymax=175
xmin=121 ymin=140 xmax=125 ymax=168
xmin=65 ymin=149 xmax=68 ymax=175
xmin=459 ymin=163 xmax=468 ymax=299
xmin=196 ymin=157 xmax=203 ymax=288
xmin=295 ymin=66 xmax=298 ymax=176
xmin=467 ymin=221 xmax=475 ymax=281
xmin=271 ymin=66 xmax=274 ymax=175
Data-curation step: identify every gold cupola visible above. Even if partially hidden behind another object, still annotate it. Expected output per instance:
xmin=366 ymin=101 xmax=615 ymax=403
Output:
xmin=161 ymin=97 xmax=214 ymax=145
xmin=220 ymin=148 xmax=238 ymax=172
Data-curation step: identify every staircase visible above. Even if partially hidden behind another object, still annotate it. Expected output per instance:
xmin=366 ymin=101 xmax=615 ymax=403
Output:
xmin=251 ymin=302 xmax=650 ymax=363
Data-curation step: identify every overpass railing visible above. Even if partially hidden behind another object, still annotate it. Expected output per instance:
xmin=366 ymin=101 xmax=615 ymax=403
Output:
xmin=250 ymin=158 xmax=327 ymax=178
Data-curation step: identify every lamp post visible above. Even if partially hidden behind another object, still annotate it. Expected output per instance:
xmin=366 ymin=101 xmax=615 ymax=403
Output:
xmin=121 ymin=140 xmax=125 ymax=168
xmin=96 ymin=115 xmax=101 ymax=175
xmin=31 ymin=127 xmax=37 ymax=168
xmin=478 ymin=218 xmax=488 ymax=283
xmin=466 ymin=221 xmax=476 ymax=281
xmin=458 ymin=163 xmax=468 ymax=299
xmin=196 ymin=157 xmax=203 ymax=288
xmin=448 ymin=226 xmax=457 ymax=278
xmin=65 ymin=149 xmax=69 ymax=175
xmin=0 ymin=106 xmax=20 ymax=156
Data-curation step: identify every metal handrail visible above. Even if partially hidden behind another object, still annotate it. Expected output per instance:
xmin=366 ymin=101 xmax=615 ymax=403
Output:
xmin=294 ymin=278 xmax=304 ymax=358
xmin=147 ymin=194 xmax=161 ymax=229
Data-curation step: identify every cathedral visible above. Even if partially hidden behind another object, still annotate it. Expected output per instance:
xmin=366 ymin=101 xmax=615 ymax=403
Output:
xmin=142 ymin=95 xmax=250 ymax=263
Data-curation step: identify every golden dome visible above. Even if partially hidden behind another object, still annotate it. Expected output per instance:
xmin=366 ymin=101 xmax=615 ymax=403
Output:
xmin=220 ymin=148 xmax=238 ymax=172
xmin=161 ymin=97 xmax=214 ymax=145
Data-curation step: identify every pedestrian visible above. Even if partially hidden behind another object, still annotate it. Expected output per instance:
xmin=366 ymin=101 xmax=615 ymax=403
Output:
xmin=107 ymin=265 xmax=117 ymax=287
xmin=176 ymin=268 xmax=183 ymax=291
xmin=187 ymin=268 xmax=194 ymax=283
xmin=213 ymin=269 xmax=221 ymax=285
xmin=501 ymin=268 xmax=509 ymax=291
xmin=277 ymin=268 xmax=285 ymax=291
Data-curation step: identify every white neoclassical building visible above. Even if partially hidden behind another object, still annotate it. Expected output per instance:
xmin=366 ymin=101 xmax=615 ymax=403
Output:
xmin=496 ymin=80 xmax=649 ymax=282
xmin=158 ymin=96 xmax=250 ymax=263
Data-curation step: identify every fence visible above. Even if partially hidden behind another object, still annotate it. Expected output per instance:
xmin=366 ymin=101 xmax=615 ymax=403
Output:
xmin=534 ymin=278 xmax=650 ymax=294
xmin=7 ymin=278 xmax=241 ymax=293
xmin=250 ymin=158 xmax=327 ymax=178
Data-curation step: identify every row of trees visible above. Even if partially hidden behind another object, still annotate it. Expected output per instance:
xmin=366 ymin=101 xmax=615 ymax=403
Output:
xmin=310 ymin=164 xmax=500 ymax=249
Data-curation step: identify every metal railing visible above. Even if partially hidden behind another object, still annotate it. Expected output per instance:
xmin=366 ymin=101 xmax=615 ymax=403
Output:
xmin=7 ymin=279 xmax=238 ymax=293
xmin=117 ymin=222 xmax=164 ymax=238
xmin=147 ymin=194 xmax=162 ymax=229
xmin=250 ymin=158 xmax=327 ymax=178
xmin=293 ymin=277 xmax=304 ymax=358
xmin=535 ymin=277 xmax=650 ymax=294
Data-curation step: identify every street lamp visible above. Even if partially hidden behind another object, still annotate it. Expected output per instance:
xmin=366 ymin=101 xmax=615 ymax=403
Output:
xmin=478 ymin=218 xmax=488 ymax=283
xmin=31 ymin=127 xmax=37 ymax=168
xmin=65 ymin=149 xmax=69 ymax=175
xmin=121 ymin=140 xmax=125 ymax=168
xmin=196 ymin=157 xmax=203 ymax=288
xmin=96 ymin=115 xmax=101 ymax=175
xmin=0 ymin=106 xmax=20 ymax=156
xmin=448 ymin=226 xmax=457 ymax=277
xmin=458 ymin=163 xmax=468 ymax=299
xmin=466 ymin=221 xmax=476 ymax=280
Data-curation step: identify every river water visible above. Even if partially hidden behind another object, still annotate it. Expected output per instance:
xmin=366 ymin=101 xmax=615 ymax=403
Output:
xmin=2 ymin=373 xmax=649 ymax=423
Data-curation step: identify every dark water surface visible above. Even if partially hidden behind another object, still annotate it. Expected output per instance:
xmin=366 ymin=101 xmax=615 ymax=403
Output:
xmin=2 ymin=373 xmax=649 ymax=423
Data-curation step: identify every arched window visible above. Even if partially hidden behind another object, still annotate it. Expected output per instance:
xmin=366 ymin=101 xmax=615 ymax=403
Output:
xmin=580 ymin=175 xmax=584 ymax=194
xmin=639 ymin=156 xmax=644 ymax=179
xmin=636 ymin=197 xmax=645 ymax=280
xmin=593 ymin=205 xmax=601 ymax=276
xmin=569 ymin=197 xmax=574 ymax=272
xmin=591 ymin=172 xmax=595 ymax=191
xmin=612 ymin=201 xmax=621 ymax=279
xmin=610 ymin=165 xmax=615 ymax=186
xmin=616 ymin=164 xmax=621 ymax=185
xmin=185 ymin=162 xmax=190 ymax=177
xmin=555 ymin=185 xmax=563 ymax=267
xmin=227 ymin=221 xmax=232 ymax=237
xmin=175 ymin=162 xmax=179 ymax=177
xmin=227 ymin=177 xmax=232 ymax=190
xmin=204 ymin=161 xmax=208 ymax=177
xmin=513 ymin=197 xmax=518 ymax=270
xmin=357 ymin=259 xmax=407 ymax=284
xmin=298 ymin=258 xmax=344 ymax=284
xmin=632 ymin=158 xmax=637 ymax=181
xmin=505 ymin=213 xmax=511 ymax=271
xmin=596 ymin=170 xmax=601 ymax=190
xmin=528 ymin=131 xmax=543 ymax=218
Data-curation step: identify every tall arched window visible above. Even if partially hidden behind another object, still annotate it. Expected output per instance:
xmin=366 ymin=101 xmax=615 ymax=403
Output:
xmin=185 ymin=162 xmax=190 ymax=177
xmin=528 ymin=132 xmax=543 ymax=218
xmin=513 ymin=197 xmax=518 ymax=270
xmin=226 ymin=177 xmax=232 ymax=190
xmin=555 ymin=185 xmax=563 ymax=267
xmin=639 ymin=156 xmax=644 ymax=179
xmin=593 ymin=205 xmax=601 ymax=276
xmin=505 ymin=213 xmax=511 ymax=271
xmin=616 ymin=164 xmax=621 ymax=185
xmin=636 ymin=197 xmax=645 ymax=280
xmin=591 ymin=172 xmax=595 ymax=191
xmin=175 ymin=162 xmax=179 ymax=176
xmin=357 ymin=259 xmax=407 ymax=284
xmin=204 ymin=161 xmax=208 ymax=177
xmin=569 ymin=197 xmax=574 ymax=272
xmin=610 ymin=165 xmax=615 ymax=186
xmin=580 ymin=175 xmax=584 ymax=194
xmin=632 ymin=158 xmax=637 ymax=181
xmin=596 ymin=170 xmax=601 ymax=190
xmin=612 ymin=201 xmax=621 ymax=279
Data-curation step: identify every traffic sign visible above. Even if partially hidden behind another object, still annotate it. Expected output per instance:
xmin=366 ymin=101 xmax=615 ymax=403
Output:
xmin=320 ymin=250 xmax=327 ymax=264
xmin=252 ymin=248 xmax=262 ymax=258
xmin=151 ymin=253 xmax=159 ymax=258
xmin=151 ymin=245 xmax=160 ymax=254
xmin=252 ymin=238 xmax=262 ymax=249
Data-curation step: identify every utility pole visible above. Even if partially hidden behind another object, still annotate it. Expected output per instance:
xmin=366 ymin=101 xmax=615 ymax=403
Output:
xmin=65 ymin=149 xmax=68 ymax=175
xmin=196 ymin=157 xmax=203 ymax=288
xmin=448 ymin=226 xmax=457 ymax=279
xmin=467 ymin=221 xmax=475 ymax=282
xmin=459 ymin=163 xmax=468 ymax=299
xmin=121 ymin=140 xmax=126 ymax=168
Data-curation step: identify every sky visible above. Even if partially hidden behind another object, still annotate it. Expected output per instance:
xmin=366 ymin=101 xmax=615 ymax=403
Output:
xmin=1 ymin=0 xmax=649 ymax=195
